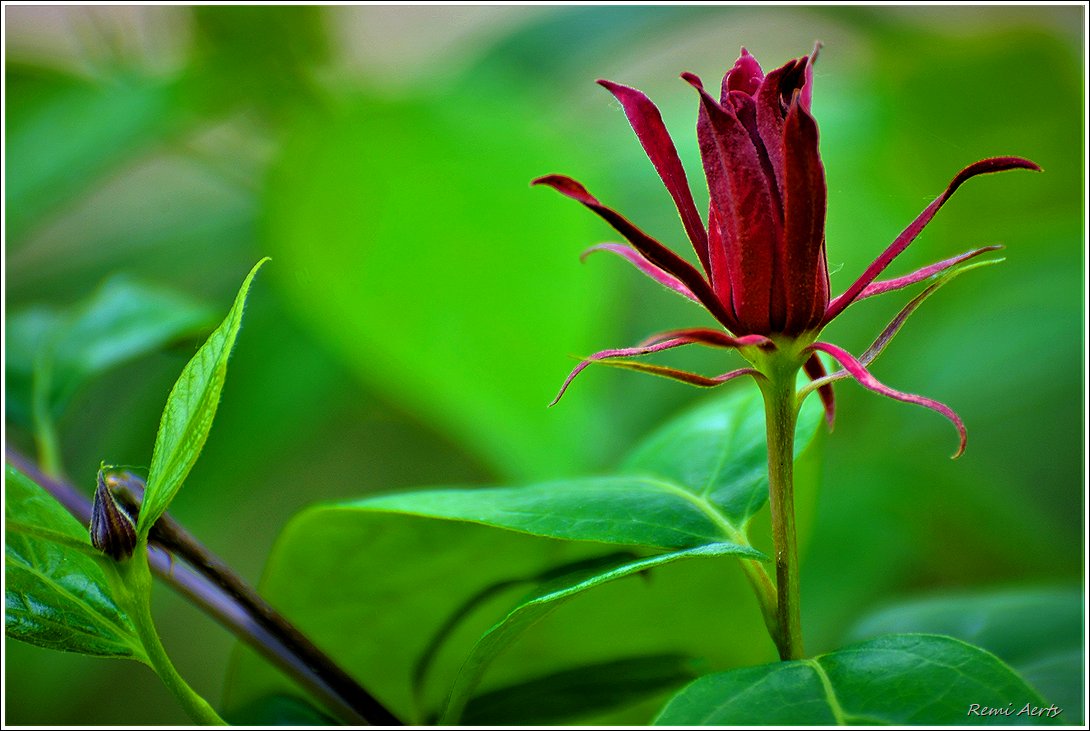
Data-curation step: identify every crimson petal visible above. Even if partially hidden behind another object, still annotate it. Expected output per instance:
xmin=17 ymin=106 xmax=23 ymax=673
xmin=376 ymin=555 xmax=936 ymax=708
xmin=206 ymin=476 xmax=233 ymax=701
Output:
xmin=782 ymin=93 xmax=828 ymax=334
xmin=755 ymin=56 xmax=809 ymax=195
xmin=598 ymin=79 xmax=711 ymax=274
xmin=552 ymin=330 xmax=768 ymax=405
xmin=683 ymin=73 xmax=782 ymax=333
xmin=808 ymin=342 xmax=967 ymax=459
xmin=722 ymin=47 xmax=764 ymax=99
xmin=803 ymin=353 xmax=835 ymax=427
xmin=581 ymin=243 xmax=698 ymax=302
xmin=594 ymin=361 xmax=762 ymax=389
xmin=533 ymin=174 xmax=736 ymax=329
xmin=850 ymin=245 xmax=1003 ymax=302
xmin=822 ymin=157 xmax=1040 ymax=326
xmin=637 ymin=329 xmax=771 ymax=349
xmin=802 ymin=258 xmax=1003 ymax=400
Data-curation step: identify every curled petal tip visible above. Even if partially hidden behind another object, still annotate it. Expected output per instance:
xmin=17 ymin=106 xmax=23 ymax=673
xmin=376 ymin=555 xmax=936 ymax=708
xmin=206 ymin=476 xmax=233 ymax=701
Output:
xmin=680 ymin=71 xmax=704 ymax=90
xmin=809 ymin=341 xmax=968 ymax=459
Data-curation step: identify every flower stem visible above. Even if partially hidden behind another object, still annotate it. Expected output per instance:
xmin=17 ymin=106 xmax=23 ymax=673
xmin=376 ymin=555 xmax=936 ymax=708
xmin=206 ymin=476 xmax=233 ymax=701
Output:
xmin=117 ymin=549 xmax=227 ymax=725
xmin=760 ymin=367 xmax=804 ymax=660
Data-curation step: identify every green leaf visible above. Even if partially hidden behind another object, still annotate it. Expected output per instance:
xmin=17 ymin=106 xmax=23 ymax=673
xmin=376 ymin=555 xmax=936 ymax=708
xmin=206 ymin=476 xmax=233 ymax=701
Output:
xmin=412 ymin=551 xmax=641 ymax=700
xmin=847 ymin=588 xmax=1084 ymax=724
xmin=43 ymin=276 xmax=215 ymax=415
xmin=223 ymin=509 xmax=777 ymax=724
xmin=440 ymin=542 xmax=753 ymax=723
xmin=4 ymin=466 xmax=145 ymax=661
xmin=351 ymin=477 xmax=767 ymax=552
xmin=624 ymin=384 xmax=825 ymax=527
xmin=6 ymin=277 xmax=213 ymax=474
xmin=462 ymin=654 xmax=698 ymax=725
xmin=139 ymin=258 xmax=268 ymax=535
xmin=654 ymin=634 xmax=1059 ymax=726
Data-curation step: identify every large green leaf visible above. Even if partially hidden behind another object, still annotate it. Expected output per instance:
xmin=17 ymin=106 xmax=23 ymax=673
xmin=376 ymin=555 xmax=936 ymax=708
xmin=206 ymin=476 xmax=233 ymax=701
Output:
xmin=654 ymin=634 xmax=1059 ymax=726
xmin=440 ymin=543 xmax=754 ymax=723
xmin=624 ymin=384 xmax=824 ymax=528
xmin=4 ymin=466 xmax=145 ymax=662
xmin=847 ymin=588 xmax=1084 ymax=724
xmin=139 ymin=258 xmax=267 ymax=535
xmin=223 ymin=510 xmax=778 ymax=724
xmin=461 ymin=654 xmax=698 ymax=725
xmin=349 ymin=478 xmax=765 ymax=551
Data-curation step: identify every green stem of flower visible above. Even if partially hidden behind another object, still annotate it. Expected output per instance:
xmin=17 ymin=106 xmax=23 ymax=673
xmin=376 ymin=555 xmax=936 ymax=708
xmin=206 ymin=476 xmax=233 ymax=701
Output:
xmin=760 ymin=367 xmax=804 ymax=661
xmin=117 ymin=545 xmax=227 ymax=726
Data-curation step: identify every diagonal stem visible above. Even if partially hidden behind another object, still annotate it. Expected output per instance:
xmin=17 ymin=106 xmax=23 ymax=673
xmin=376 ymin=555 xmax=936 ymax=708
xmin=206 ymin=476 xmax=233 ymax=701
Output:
xmin=4 ymin=445 xmax=400 ymax=726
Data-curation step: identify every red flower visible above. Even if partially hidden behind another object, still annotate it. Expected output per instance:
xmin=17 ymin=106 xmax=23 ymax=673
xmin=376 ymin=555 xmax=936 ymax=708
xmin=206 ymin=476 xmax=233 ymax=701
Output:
xmin=535 ymin=47 xmax=1039 ymax=457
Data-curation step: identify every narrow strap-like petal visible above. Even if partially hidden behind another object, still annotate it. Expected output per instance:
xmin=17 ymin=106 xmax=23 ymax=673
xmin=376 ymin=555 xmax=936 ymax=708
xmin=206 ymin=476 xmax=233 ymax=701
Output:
xmin=781 ymin=93 xmax=828 ymax=334
xmin=637 ymin=329 xmax=771 ymax=349
xmin=598 ymin=79 xmax=710 ymax=273
xmin=593 ymin=361 xmax=763 ymax=389
xmin=808 ymin=341 xmax=967 ymax=458
xmin=803 ymin=258 xmax=1003 ymax=399
xmin=552 ymin=331 xmax=767 ymax=405
xmin=803 ymin=352 xmax=835 ymax=427
xmin=822 ymin=157 xmax=1041 ymax=326
xmin=684 ymin=73 xmax=781 ymax=334
xmin=582 ymin=243 xmax=698 ymax=302
xmin=849 ymin=245 xmax=1003 ymax=302
xmin=532 ymin=174 xmax=736 ymax=330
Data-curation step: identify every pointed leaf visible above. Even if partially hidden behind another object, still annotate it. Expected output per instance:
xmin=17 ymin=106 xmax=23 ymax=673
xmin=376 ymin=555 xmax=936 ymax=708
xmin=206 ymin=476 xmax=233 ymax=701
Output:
xmin=347 ymin=478 xmax=766 ymax=553
xmin=441 ymin=543 xmax=753 ymax=723
xmin=4 ymin=466 xmax=145 ymax=662
xmin=139 ymin=258 xmax=268 ymax=535
xmin=655 ymin=634 xmax=1059 ymax=725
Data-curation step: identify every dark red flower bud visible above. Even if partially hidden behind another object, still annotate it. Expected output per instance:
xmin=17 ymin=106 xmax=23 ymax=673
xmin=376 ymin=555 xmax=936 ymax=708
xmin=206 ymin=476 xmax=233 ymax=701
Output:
xmin=537 ymin=46 xmax=1039 ymax=456
xmin=90 ymin=469 xmax=137 ymax=561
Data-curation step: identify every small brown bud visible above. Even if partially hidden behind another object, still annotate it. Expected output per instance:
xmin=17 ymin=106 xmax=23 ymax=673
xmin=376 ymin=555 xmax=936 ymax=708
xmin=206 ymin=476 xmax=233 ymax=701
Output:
xmin=90 ymin=469 xmax=137 ymax=560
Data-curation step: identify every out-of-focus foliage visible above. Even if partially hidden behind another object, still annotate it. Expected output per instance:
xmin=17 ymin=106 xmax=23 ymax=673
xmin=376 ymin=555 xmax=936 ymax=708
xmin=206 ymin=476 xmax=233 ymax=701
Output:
xmin=4 ymin=5 xmax=1083 ymax=725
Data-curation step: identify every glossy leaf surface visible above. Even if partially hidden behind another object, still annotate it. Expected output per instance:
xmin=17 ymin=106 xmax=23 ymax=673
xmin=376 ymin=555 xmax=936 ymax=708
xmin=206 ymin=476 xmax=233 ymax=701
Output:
xmin=441 ymin=543 xmax=757 ymax=722
xmin=624 ymin=384 xmax=823 ymax=527
xmin=4 ymin=466 xmax=145 ymax=662
xmin=848 ymin=588 xmax=1084 ymax=724
xmin=654 ymin=634 xmax=1058 ymax=726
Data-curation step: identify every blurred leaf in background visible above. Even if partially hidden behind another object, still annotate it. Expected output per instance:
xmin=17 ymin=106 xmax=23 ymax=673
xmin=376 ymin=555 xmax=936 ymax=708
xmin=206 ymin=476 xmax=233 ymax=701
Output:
xmin=3 ymin=4 xmax=1083 ymax=726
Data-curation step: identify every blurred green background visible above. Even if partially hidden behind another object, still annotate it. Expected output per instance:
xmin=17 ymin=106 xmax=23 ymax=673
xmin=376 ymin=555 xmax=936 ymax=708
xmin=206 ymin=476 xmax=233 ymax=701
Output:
xmin=4 ymin=5 xmax=1084 ymax=725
